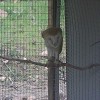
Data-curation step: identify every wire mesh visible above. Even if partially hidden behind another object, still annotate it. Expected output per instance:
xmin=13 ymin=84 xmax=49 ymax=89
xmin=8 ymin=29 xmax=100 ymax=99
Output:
xmin=59 ymin=0 xmax=67 ymax=99
xmin=66 ymin=0 xmax=100 ymax=100
xmin=0 ymin=0 xmax=66 ymax=100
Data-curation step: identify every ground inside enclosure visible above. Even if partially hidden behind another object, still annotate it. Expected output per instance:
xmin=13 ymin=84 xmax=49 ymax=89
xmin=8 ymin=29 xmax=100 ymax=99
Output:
xmin=0 ymin=60 xmax=67 ymax=100
xmin=0 ymin=80 xmax=67 ymax=100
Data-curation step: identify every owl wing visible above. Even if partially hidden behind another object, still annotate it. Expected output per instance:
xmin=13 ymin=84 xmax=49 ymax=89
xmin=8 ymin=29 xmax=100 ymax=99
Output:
xmin=55 ymin=34 xmax=63 ymax=54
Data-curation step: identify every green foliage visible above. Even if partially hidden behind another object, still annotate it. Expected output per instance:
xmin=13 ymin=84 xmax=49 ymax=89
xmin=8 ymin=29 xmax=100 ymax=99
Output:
xmin=0 ymin=0 xmax=48 ymax=56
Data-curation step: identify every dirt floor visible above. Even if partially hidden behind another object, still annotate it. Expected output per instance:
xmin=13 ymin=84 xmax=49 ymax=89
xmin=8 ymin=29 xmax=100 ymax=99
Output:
xmin=0 ymin=80 xmax=67 ymax=100
xmin=0 ymin=55 xmax=67 ymax=100
xmin=0 ymin=80 xmax=48 ymax=100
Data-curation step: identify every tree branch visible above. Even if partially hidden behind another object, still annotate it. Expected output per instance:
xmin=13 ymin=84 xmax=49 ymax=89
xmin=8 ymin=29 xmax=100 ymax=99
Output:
xmin=0 ymin=55 xmax=100 ymax=70
xmin=0 ymin=56 xmax=45 ymax=66
xmin=62 ymin=63 xmax=100 ymax=70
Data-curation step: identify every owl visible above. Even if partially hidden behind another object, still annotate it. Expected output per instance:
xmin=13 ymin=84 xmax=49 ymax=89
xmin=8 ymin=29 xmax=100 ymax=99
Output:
xmin=41 ymin=27 xmax=63 ymax=64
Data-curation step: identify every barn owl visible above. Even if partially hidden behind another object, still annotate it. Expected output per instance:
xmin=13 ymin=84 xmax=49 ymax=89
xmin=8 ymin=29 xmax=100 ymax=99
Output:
xmin=41 ymin=27 xmax=63 ymax=64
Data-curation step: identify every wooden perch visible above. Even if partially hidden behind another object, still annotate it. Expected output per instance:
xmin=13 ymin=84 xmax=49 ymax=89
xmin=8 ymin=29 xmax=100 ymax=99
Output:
xmin=0 ymin=55 xmax=100 ymax=70
xmin=0 ymin=55 xmax=45 ymax=66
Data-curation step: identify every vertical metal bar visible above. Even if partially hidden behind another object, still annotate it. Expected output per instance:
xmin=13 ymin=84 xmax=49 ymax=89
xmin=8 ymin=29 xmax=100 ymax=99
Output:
xmin=53 ymin=0 xmax=59 ymax=100
xmin=48 ymin=0 xmax=53 ymax=27
xmin=48 ymin=67 xmax=56 ymax=100
xmin=48 ymin=0 xmax=55 ymax=100
xmin=64 ymin=0 xmax=68 ymax=98
xmin=48 ymin=0 xmax=61 ymax=100
xmin=53 ymin=0 xmax=61 ymax=100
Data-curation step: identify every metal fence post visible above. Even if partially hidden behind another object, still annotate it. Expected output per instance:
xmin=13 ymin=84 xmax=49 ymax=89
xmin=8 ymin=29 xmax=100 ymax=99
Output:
xmin=48 ymin=0 xmax=61 ymax=100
